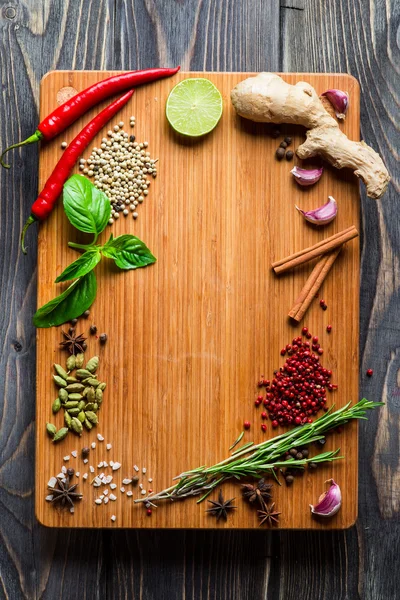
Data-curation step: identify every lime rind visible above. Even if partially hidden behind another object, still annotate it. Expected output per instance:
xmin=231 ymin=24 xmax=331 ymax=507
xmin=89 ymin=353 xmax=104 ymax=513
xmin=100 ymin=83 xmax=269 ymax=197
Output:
xmin=166 ymin=78 xmax=223 ymax=137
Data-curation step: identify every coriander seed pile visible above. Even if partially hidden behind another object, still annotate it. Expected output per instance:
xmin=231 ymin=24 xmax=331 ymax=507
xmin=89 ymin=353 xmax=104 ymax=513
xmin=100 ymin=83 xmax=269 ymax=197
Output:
xmin=79 ymin=118 xmax=157 ymax=224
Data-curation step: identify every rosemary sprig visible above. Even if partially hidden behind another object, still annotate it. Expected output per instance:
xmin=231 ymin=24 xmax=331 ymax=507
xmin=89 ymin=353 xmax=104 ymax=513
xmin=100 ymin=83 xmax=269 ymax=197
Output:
xmin=135 ymin=399 xmax=382 ymax=505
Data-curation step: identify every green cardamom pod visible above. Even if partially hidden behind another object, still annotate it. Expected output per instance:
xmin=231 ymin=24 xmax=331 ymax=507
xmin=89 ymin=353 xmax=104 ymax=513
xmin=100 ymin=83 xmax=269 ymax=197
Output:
xmin=95 ymin=388 xmax=103 ymax=403
xmin=58 ymin=388 xmax=68 ymax=402
xmin=52 ymin=397 xmax=62 ymax=414
xmin=54 ymin=363 xmax=68 ymax=379
xmin=64 ymin=411 xmax=72 ymax=428
xmin=84 ymin=378 xmax=100 ymax=387
xmin=86 ymin=387 xmax=95 ymax=402
xmin=78 ymin=410 xmax=86 ymax=423
xmin=92 ymin=403 xmax=98 ymax=412
xmin=46 ymin=423 xmax=57 ymax=438
xmin=67 ymin=408 xmax=80 ymax=416
xmin=66 ymin=383 xmax=85 ymax=392
xmin=84 ymin=402 xmax=95 ymax=410
xmin=71 ymin=417 xmax=83 ymax=435
xmin=66 ymin=376 xmax=78 ymax=384
xmin=53 ymin=375 xmax=67 ymax=387
xmin=67 ymin=393 xmax=83 ymax=401
xmin=82 ymin=387 xmax=89 ymax=397
xmin=85 ymin=356 xmax=99 ymax=373
xmin=53 ymin=427 xmax=69 ymax=443
xmin=85 ymin=411 xmax=98 ymax=424
xmin=78 ymin=400 xmax=86 ymax=411
xmin=66 ymin=355 xmax=76 ymax=371
xmin=98 ymin=382 xmax=106 ymax=391
xmin=65 ymin=400 xmax=79 ymax=408
xmin=76 ymin=369 xmax=93 ymax=380
xmin=83 ymin=418 xmax=93 ymax=430
xmin=75 ymin=353 xmax=85 ymax=368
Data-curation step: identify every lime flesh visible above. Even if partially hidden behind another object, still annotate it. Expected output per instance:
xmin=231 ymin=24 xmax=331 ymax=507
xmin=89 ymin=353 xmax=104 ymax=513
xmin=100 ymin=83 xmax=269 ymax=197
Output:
xmin=166 ymin=78 xmax=223 ymax=137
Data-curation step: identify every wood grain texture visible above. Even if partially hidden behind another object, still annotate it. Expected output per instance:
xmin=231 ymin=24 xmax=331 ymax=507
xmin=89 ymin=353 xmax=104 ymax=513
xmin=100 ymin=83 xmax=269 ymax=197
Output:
xmin=36 ymin=70 xmax=360 ymax=530
xmin=0 ymin=0 xmax=398 ymax=597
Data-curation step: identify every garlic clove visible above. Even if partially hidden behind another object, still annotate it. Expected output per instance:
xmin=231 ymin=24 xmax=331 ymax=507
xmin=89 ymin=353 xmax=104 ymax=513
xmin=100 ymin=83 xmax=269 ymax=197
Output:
xmin=291 ymin=166 xmax=324 ymax=187
xmin=295 ymin=196 xmax=337 ymax=226
xmin=321 ymin=89 xmax=349 ymax=120
xmin=310 ymin=479 xmax=342 ymax=517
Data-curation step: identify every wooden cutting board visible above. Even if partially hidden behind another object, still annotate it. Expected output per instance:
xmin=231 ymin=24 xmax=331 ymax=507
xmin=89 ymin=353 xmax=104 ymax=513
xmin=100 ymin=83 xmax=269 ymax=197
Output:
xmin=36 ymin=71 xmax=360 ymax=529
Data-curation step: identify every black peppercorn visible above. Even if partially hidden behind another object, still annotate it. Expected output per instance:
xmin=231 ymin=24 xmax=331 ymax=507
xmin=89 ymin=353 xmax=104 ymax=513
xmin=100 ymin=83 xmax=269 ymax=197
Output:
xmin=276 ymin=147 xmax=285 ymax=160
xmin=279 ymin=141 xmax=288 ymax=149
xmin=67 ymin=468 xmax=75 ymax=477
xmin=82 ymin=342 xmax=87 ymax=351
xmin=82 ymin=310 xmax=90 ymax=318
xmin=289 ymin=448 xmax=298 ymax=457
xmin=309 ymin=462 xmax=317 ymax=470
xmin=285 ymin=150 xmax=294 ymax=160
xmin=130 ymin=135 xmax=135 ymax=142
xmin=70 ymin=318 xmax=78 ymax=326
xmin=99 ymin=333 xmax=108 ymax=344
xmin=285 ymin=475 xmax=294 ymax=485
xmin=284 ymin=136 xmax=292 ymax=145
xmin=296 ymin=452 xmax=303 ymax=460
xmin=301 ymin=448 xmax=309 ymax=458
xmin=90 ymin=325 xmax=97 ymax=335
xmin=271 ymin=127 xmax=281 ymax=138
xmin=132 ymin=475 xmax=139 ymax=483
xmin=81 ymin=447 xmax=90 ymax=458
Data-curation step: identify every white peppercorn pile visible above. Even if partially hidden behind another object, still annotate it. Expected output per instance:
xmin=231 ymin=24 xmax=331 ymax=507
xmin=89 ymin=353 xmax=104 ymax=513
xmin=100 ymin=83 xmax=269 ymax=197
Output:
xmin=79 ymin=120 xmax=157 ymax=224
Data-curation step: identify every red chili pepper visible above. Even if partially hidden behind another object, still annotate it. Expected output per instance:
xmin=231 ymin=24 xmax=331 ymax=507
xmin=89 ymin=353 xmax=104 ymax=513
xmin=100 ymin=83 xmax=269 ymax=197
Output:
xmin=1 ymin=66 xmax=180 ymax=168
xmin=20 ymin=89 xmax=134 ymax=254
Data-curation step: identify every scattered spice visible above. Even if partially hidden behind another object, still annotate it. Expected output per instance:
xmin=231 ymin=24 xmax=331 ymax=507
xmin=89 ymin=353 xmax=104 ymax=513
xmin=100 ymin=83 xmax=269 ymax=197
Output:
xmin=243 ymin=421 xmax=251 ymax=430
xmin=285 ymin=150 xmax=294 ymax=161
xmin=326 ymin=325 xmax=332 ymax=333
xmin=366 ymin=369 xmax=373 ymax=377
xmin=82 ymin=310 xmax=90 ymax=318
xmin=99 ymin=333 xmax=108 ymax=344
xmin=257 ymin=502 xmax=281 ymax=527
xmin=90 ymin=325 xmax=97 ymax=335
xmin=206 ymin=490 xmax=236 ymax=522
xmin=47 ymin=475 xmax=82 ymax=512
xmin=59 ymin=330 xmax=87 ymax=355
xmin=275 ymin=147 xmax=285 ymax=160
xmin=241 ymin=478 xmax=272 ymax=506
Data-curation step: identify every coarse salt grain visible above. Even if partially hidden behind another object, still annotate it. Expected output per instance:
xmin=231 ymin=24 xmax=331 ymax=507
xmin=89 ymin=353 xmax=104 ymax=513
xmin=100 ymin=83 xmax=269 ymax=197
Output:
xmin=83 ymin=459 xmax=89 ymax=464
xmin=91 ymin=442 xmax=96 ymax=449
xmin=61 ymin=466 xmax=67 ymax=474
xmin=141 ymin=490 xmax=147 ymax=495
xmin=56 ymin=472 xmax=63 ymax=478
xmin=110 ymin=483 xmax=117 ymax=490
xmin=97 ymin=434 xmax=104 ymax=441
xmin=104 ymin=489 xmax=109 ymax=495
xmin=83 ymin=473 xmax=88 ymax=480
xmin=104 ymin=497 xmax=109 ymax=504
xmin=106 ymin=443 xmax=112 ymax=450
xmin=45 ymin=494 xmax=54 ymax=502
xmin=111 ymin=515 xmax=116 ymax=522
xmin=95 ymin=499 xmax=102 ymax=505
xmin=48 ymin=477 xmax=57 ymax=488
xmin=126 ymin=491 xmax=133 ymax=497
xmin=139 ymin=483 xmax=143 ymax=489
xmin=112 ymin=462 xmax=121 ymax=471
xmin=90 ymin=466 xmax=95 ymax=473
xmin=122 ymin=478 xmax=132 ymax=485
xmin=109 ymin=461 xmax=114 ymax=467
xmin=99 ymin=495 xmax=104 ymax=500
xmin=120 ymin=487 xmax=125 ymax=493
xmin=142 ymin=467 xmax=147 ymax=474
xmin=104 ymin=475 xmax=113 ymax=484
xmin=148 ymin=478 xmax=153 ymax=483
xmin=109 ymin=494 xmax=117 ymax=501
xmin=75 ymin=472 xmax=80 ymax=477
xmin=71 ymin=450 xmax=78 ymax=458
xmin=134 ymin=465 xmax=139 ymax=472
xmin=103 ymin=461 xmax=108 ymax=467
xmin=98 ymin=462 xmax=104 ymax=468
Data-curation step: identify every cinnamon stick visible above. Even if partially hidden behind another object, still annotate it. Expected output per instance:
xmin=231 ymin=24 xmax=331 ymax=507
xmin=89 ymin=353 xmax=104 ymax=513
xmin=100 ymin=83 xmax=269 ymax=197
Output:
xmin=289 ymin=247 xmax=342 ymax=322
xmin=272 ymin=226 xmax=358 ymax=274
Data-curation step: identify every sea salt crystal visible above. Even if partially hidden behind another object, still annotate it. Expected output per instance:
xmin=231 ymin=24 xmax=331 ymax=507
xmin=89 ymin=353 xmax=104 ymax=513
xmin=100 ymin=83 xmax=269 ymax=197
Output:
xmin=48 ymin=477 xmax=57 ymax=488
xmin=71 ymin=450 xmax=78 ymax=458
xmin=95 ymin=499 xmax=102 ymax=505
xmin=139 ymin=483 xmax=143 ymax=489
xmin=104 ymin=475 xmax=113 ymax=484
xmin=99 ymin=495 xmax=104 ymax=500
xmin=61 ymin=466 xmax=67 ymax=474
xmin=93 ymin=477 xmax=101 ymax=487
xmin=61 ymin=478 xmax=67 ymax=484
xmin=45 ymin=494 xmax=54 ymax=502
xmin=103 ymin=461 xmax=108 ymax=467
xmin=111 ymin=515 xmax=116 ymax=522
xmin=104 ymin=497 xmax=109 ymax=504
xmin=90 ymin=466 xmax=95 ymax=473
xmin=126 ymin=491 xmax=133 ymax=497
xmin=148 ymin=478 xmax=153 ymax=483
xmin=110 ymin=483 xmax=117 ymax=490
xmin=83 ymin=459 xmax=89 ymax=464
xmin=98 ymin=462 xmax=104 ymax=468
xmin=56 ymin=472 xmax=63 ymax=478
xmin=112 ymin=462 xmax=121 ymax=471
xmin=133 ymin=465 xmax=139 ymax=472
xmin=63 ymin=456 xmax=70 ymax=462
xmin=75 ymin=472 xmax=80 ymax=477
xmin=91 ymin=442 xmax=96 ymax=449
xmin=122 ymin=478 xmax=132 ymax=485
xmin=106 ymin=443 xmax=112 ymax=450
xmin=141 ymin=490 xmax=147 ymax=495
xmin=70 ymin=507 xmax=75 ymax=514
xmin=104 ymin=489 xmax=109 ymax=495
xmin=120 ymin=487 xmax=125 ymax=493
xmin=109 ymin=494 xmax=117 ymax=501
xmin=97 ymin=434 xmax=104 ymax=441
xmin=83 ymin=473 xmax=88 ymax=480
xmin=142 ymin=467 xmax=147 ymax=474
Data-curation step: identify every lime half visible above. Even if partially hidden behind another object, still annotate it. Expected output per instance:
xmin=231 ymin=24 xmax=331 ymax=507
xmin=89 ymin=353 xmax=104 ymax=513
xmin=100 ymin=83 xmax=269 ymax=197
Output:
xmin=166 ymin=78 xmax=223 ymax=137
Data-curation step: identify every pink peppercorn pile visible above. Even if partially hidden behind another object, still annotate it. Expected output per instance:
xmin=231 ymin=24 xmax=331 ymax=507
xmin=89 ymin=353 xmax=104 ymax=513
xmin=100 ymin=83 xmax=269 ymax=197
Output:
xmin=257 ymin=332 xmax=337 ymax=428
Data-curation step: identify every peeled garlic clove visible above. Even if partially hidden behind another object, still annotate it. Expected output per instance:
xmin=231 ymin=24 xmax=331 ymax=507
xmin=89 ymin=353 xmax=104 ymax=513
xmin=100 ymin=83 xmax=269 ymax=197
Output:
xmin=295 ymin=196 xmax=337 ymax=226
xmin=310 ymin=479 xmax=342 ymax=517
xmin=291 ymin=166 xmax=323 ymax=187
xmin=321 ymin=89 xmax=349 ymax=120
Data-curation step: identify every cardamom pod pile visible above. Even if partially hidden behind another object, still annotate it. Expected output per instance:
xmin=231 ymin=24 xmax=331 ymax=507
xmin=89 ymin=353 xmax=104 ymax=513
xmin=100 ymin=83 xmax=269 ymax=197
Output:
xmin=46 ymin=353 xmax=106 ymax=443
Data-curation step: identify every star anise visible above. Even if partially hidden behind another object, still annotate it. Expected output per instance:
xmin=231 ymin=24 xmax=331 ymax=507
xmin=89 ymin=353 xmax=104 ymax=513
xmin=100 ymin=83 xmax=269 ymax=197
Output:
xmin=59 ymin=329 xmax=87 ymax=355
xmin=47 ymin=476 xmax=82 ymax=512
xmin=206 ymin=489 xmax=236 ymax=521
xmin=241 ymin=478 xmax=273 ymax=506
xmin=257 ymin=502 xmax=281 ymax=527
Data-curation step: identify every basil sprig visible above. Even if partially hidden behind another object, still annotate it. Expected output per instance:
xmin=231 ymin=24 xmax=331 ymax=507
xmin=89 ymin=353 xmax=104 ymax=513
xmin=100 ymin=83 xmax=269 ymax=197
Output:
xmin=33 ymin=175 xmax=156 ymax=328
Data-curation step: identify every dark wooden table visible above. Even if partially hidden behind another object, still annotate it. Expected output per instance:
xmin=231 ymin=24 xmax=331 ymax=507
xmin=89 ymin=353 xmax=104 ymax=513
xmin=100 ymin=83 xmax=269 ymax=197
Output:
xmin=0 ymin=1 xmax=398 ymax=598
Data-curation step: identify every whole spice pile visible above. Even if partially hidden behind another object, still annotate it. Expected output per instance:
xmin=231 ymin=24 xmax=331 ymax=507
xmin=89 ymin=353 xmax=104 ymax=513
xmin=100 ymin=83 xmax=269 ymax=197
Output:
xmin=80 ymin=121 xmax=157 ymax=223
xmin=47 ymin=349 xmax=106 ymax=442
xmin=256 ymin=328 xmax=337 ymax=428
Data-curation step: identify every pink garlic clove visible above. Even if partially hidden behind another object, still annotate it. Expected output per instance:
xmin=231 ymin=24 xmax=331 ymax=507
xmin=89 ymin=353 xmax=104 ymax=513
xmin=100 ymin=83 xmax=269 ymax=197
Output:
xmin=321 ymin=89 xmax=349 ymax=120
xmin=291 ymin=166 xmax=324 ymax=187
xmin=310 ymin=479 xmax=342 ymax=518
xmin=295 ymin=196 xmax=337 ymax=226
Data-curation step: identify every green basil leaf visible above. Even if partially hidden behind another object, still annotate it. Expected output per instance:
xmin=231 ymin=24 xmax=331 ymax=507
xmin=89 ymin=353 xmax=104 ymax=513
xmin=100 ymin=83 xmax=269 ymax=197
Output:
xmin=33 ymin=272 xmax=97 ymax=328
xmin=63 ymin=174 xmax=111 ymax=234
xmin=101 ymin=234 xmax=156 ymax=270
xmin=55 ymin=248 xmax=101 ymax=283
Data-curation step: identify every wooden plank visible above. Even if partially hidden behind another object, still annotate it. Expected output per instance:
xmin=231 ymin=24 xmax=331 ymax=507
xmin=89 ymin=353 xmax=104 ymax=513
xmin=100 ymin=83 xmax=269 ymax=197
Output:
xmin=35 ymin=70 xmax=360 ymax=530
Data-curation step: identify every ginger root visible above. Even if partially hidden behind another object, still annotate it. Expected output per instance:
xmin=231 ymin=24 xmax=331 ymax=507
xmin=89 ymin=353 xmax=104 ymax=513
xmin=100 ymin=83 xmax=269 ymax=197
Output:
xmin=230 ymin=73 xmax=390 ymax=199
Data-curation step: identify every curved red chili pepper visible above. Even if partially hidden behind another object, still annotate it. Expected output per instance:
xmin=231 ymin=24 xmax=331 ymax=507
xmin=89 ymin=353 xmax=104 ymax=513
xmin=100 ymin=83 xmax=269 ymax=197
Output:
xmin=2 ymin=66 xmax=179 ymax=168
xmin=21 ymin=89 xmax=134 ymax=254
